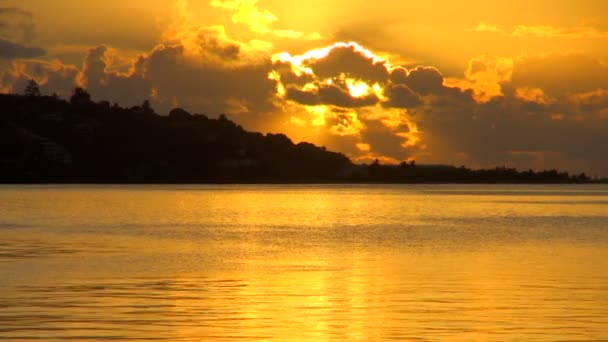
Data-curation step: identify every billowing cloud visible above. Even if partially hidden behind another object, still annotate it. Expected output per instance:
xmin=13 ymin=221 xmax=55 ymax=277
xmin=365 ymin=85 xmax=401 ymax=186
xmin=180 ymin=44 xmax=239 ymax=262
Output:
xmin=267 ymin=41 xmax=466 ymax=165
xmin=1 ymin=1 xmax=279 ymax=116
xmin=397 ymin=66 xmax=444 ymax=95
xmin=0 ymin=59 xmax=78 ymax=96
xmin=383 ymin=84 xmax=421 ymax=108
xmin=302 ymin=44 xmax=390 ymax=82
xmin=447 ymin=55 xmax=514 ymax=103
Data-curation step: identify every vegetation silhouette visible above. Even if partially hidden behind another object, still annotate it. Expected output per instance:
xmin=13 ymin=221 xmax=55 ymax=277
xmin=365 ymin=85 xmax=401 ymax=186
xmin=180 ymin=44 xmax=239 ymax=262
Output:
xmin=0 ymin=84 xmax=594 ymax=184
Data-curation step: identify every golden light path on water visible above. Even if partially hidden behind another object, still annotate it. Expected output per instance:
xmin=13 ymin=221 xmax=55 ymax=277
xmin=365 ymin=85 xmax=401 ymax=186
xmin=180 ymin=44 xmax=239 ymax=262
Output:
xmin=1 ymin=184 xmax=608 ymax=341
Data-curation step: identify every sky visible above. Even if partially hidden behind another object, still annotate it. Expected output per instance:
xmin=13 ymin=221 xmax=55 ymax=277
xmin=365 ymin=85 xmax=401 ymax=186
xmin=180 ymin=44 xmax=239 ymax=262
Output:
xmin=1 ymin=0 xmax=608 ymax=176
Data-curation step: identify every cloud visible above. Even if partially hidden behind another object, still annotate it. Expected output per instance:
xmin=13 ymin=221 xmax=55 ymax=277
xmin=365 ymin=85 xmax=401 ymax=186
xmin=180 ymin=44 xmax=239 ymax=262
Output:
xmin=414 ymin=53 xmax=608 ymax=174
xmin=396 ymin=66 xmax=444 ymax=95
xmin=1 ymin=5 xmax=278 ymax=116
xmin=286 ymin=82 xmax=379 ymax=108
xmin=303 ymin=44 xmax=390 ymax=82
xmin=443 ymin=55 xmax=514 ymax=103
xmin=513 ymin=25 xmax=608 ymax=39
xmin=210 ymin=0 xmax=323 ymax=40
xmin=274 ymin=42 xmax=390 ymax=109
xmin=0 ymin=7 xmax=45 ymax=60
xmin=383 ymin=84 xmax=422 ymax=108
xmin=139 ymin=43 xmax=277 ymax=116
xmin=0 ymin=7 xmax=35 ymax=43
xmin=162 ymin=1 xmax=271 ymax=63
xmin=272 ymin=42 xmax=466 ymax=111
xmin=76 ymin=45 xmax=151 ymax=107
xmin=515 ymin=86 xmax=554 ymax=105
xmin=0 ymin=38 xmax=45 ymax=59
xmin=0 ymin=59 xmax=78 ymax=96
xmin=509 ymin=54 xmax=608 ymax=96
xmin=471 ymin=22 xmax=608 ymax=39
xmin=569 ymin=89 xmax=608 ymax=114
xmin=469 ymin=22 xmax=502 ymax=34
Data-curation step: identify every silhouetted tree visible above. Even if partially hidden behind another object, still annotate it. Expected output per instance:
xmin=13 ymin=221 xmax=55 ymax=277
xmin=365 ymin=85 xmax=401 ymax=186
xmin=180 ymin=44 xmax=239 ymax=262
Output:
xmin=142 ymin=100 xmax=153 ymax=114
xmin=70 ymin=87 xmax=91 ymax=105
xmin=168 ymin=108 xmax=192 ymax=121
xmin=24 ymin=79 xmax=41 ymax=97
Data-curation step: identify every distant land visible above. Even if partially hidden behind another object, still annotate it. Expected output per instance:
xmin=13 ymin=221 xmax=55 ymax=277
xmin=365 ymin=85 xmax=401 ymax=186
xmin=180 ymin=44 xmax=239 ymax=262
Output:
xmin=0 ymin=85 xmax=602 ymax=184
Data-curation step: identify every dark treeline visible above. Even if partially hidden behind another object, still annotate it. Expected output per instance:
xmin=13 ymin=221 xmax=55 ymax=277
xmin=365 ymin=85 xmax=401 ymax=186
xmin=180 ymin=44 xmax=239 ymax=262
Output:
xmin=357 ymin=160 xmax=591 ymax=183
xmin=0 ymin=84 xmax=594 ymax=184
xmin=1 ymin=87 xmax=350 ymax=183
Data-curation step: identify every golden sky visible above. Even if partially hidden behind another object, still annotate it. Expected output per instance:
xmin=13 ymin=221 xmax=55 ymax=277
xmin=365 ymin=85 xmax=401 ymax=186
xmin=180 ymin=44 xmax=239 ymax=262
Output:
xmin=2 ymin=0 xmax=608 ymax=175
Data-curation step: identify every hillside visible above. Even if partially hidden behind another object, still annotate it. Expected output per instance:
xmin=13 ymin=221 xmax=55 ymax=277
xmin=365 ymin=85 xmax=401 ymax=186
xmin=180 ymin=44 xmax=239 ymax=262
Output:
xmin=0 ymin=92 xmax=351 ymax=183
xmin=0 ymin=89 xmax=591 ymax=183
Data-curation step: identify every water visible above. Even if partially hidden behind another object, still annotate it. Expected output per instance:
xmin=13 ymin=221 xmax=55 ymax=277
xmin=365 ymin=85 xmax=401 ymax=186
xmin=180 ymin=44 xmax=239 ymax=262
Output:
xmin=1 ymin=184 xmax=607 ymax=341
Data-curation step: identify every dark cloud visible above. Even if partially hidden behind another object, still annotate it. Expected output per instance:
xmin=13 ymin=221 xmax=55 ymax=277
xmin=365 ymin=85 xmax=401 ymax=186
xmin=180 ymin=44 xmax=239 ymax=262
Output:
xmin=412 ymin=77 xmax=608 ymax=175
xmin=360 ymin=119 xmax=410 ymax=159
xmin=68 ymin=41 xmax=278 ymax=116
xmin=191 ymin=27 xmax=242 ymax=61
xmin=0 ymin=59 xmax=78 ymax=97
xmin=400 ymin=66 xmax=445 ymax=95
xmin=148 ymin=40 xmax=608 ymax=174
xmin=77 ymin=45 xmax=150 ymax=107
xmin=0 ymin=38 xmax=45 ymax=59
xmin=510 ymin=55 xmax=608 ymax=96
xmin=387 ymin=65 xmax=473 ymax=107
xmin=286 ymin=82 xmax=379 ymax=108
xmin=0 ymin=7 xmax=45 ymax=60
xmin=0 ymin=7 xmax=35 ymax=43
xmin=278 ymin=43 xmax=428 ymax=110
xmin=303 ymin=44 xmax=389 ymax=83
xmin=318 ymin=84 xmax=378 ymax=107
xmin=384 ymin=84 xmax=421 ymax=108
xmin=572 ymin=89 xmax=608 ymax=113
xmin=1 ymin=36 xmax=277 ymax=121
xmin=286 ymin=86 xmax=319 ymax=105
xmin=139 ymin=44 xmax=277 ymax=116
xmin=273 ymin=61 xmax=315 ymax=86
xmin=389 ymin=67 xmax=407 ymax=84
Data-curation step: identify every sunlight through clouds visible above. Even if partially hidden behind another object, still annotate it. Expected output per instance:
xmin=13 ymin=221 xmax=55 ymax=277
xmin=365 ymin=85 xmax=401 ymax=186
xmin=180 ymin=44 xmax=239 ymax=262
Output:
xmin=211 ymin=0 xmax=324 ymax=40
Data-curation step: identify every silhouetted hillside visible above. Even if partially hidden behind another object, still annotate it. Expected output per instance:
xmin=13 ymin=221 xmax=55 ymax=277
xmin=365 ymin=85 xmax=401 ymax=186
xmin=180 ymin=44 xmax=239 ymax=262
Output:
xmin=0 ymin=90 xmax=351 ymax=183
xmin=0 ymin=87 xmax=592 ymax=184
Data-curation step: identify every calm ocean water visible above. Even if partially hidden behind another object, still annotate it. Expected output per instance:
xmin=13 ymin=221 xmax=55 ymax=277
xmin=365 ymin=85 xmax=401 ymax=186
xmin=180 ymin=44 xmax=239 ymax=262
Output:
xmin=1 ymin=184 xmax=607 ymax=341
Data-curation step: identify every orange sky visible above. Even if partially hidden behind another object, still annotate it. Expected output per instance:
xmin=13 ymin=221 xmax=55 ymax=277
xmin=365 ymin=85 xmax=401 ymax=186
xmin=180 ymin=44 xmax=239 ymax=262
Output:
xmin=2 ymin=0 xmax=608 ymax=175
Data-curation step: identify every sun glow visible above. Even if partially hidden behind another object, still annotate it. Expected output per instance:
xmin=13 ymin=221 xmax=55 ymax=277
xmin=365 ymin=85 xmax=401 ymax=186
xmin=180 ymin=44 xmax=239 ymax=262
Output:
xmin=330 ymin=111 xmax=364 ymax=136
xmin=267 ymin=71 xmax=285 ymax=97
xmin=399 ymin=120 xmax=421 ymax=148
xmin=306 ymin=105 xmax=329 ymax=126
xmin=272 ymin=42 xmax=391 ymax=77
xmin=273 ymin=41 xmax=426 ymax=158
xmin=345 ymin=79 xmax=371 ymax=98
xmin=372 ymin=83 xmax=387 ymax=101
